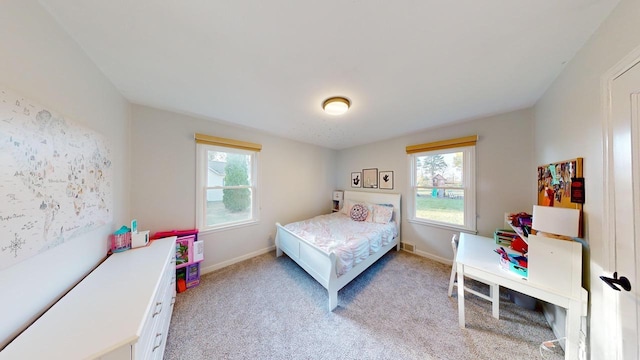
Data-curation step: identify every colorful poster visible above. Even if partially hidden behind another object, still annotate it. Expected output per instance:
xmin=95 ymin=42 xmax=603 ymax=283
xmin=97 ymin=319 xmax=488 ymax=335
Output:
xmin=0 ymin=86 xmax=113 ymax=269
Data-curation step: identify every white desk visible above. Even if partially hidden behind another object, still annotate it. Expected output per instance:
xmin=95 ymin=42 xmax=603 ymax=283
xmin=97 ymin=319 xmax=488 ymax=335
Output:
xmin=456 ymin=233 xmax=587 ymax=360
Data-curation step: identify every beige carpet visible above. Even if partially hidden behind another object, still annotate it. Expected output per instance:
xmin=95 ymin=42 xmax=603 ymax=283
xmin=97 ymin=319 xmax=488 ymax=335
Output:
xmin=163 ymin=250 xmax=564 ymax=360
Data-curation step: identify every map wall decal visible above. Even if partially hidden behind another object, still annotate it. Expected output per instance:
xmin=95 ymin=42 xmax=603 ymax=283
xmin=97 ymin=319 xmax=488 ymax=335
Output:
xmin=0 ymin=86 xmax=113 ymax=270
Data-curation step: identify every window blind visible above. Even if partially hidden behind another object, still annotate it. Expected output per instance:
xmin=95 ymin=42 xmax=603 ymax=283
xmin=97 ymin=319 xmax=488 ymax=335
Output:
xmin=405 ymin=135 xmax=478 ymax=154
xmin=194 ymin=133 xmax=262 ymax=152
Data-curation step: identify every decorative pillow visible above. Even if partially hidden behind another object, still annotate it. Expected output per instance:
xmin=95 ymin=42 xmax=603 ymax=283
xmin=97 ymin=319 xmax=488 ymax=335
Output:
xmin=350 ymin=204 xmax=369 ymax=222
xmin=362 ymin=202 xmax=374 ymax=222
xmin=373 ymin=204 xmax=394 ymax=224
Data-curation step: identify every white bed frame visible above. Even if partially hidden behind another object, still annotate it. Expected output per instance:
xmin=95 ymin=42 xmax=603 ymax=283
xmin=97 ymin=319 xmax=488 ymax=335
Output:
xmin=275 ymin=191 xmax=401 ymax=311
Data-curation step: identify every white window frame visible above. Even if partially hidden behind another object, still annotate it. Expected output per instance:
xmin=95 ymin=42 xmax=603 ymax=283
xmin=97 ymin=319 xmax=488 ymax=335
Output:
xmin=196 ymin=143 xmax=260 ymax=233
xmin=408 ymin=145 xmax=476 ymax=232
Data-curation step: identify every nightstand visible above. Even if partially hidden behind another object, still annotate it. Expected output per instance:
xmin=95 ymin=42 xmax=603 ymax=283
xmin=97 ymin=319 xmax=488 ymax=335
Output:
xmin=332 ymin=190 xmax=344 ymax=212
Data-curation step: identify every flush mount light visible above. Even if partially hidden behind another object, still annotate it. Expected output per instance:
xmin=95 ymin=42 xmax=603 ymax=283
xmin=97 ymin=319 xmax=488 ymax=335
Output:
xmin=322 ymin=97 xmax=350 ymax=115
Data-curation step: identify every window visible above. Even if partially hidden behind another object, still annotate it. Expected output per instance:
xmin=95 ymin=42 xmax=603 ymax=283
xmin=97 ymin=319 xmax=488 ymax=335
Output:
xmin=407 ymin=136 xmax=476 ymax=232
xmin=195 ymin=134 xmax=261 ymax=231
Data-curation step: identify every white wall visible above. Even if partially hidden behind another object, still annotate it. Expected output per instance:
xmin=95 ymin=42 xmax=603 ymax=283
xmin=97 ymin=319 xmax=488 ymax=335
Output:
xmin=130 ymin=105 xmax=337 ymax=272
xmin=534 ymin=0 xmax=638 ymax=358
xmin=336 ymin=108 xmax=535 ymax=262
xmin=0 ymin=0 xmax=131 ymax=349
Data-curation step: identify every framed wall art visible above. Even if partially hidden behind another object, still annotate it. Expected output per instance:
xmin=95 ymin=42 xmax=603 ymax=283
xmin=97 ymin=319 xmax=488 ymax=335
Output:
xmin=379 ymin=171 xmax=394 ymax=190
xmin=362 ymin=168 xmax=378 ymax=188
xmin=351 ymin=172 xmax=362 ymax=188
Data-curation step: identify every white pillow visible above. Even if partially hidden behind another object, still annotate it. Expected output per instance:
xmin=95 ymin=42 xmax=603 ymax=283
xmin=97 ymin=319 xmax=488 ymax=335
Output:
xmin=341 ymin=199 xmax=355 ymax=215
xmin=372 ymin=204 xmax=394 ymax=224
xmin=362 ymin=202 xmax=374 ymax=222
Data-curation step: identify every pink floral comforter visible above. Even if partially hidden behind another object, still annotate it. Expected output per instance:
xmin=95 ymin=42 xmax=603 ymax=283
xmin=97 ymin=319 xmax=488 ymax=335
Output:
xmin=284 ymin=212 xmax=398 ymax=276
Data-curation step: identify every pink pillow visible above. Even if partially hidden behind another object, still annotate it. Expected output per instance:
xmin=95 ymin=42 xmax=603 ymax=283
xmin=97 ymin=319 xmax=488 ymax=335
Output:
xmin=350 ymin=204 xmax=369 ymax=221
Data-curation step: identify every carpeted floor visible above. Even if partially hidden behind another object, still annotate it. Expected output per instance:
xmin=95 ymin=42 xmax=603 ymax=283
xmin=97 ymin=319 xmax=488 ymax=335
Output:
xmin=163 ymin=250 xmax=564 ymax=360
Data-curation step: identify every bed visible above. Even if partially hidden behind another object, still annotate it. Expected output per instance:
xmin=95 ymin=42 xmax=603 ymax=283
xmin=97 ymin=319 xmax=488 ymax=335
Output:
xmin=275 ymin=191 xmax=401 ymax=311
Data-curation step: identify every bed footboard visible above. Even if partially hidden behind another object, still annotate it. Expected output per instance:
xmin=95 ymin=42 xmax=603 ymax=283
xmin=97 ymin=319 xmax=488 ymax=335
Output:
xmin=275 ymin=222 xmax=399 ymax=311
xmin=275 ymin=223 xmax=337 ymax=293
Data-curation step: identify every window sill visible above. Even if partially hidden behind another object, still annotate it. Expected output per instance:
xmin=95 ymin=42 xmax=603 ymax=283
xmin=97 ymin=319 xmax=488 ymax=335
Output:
xmin=198 ymin=219 xmax=260 ymax=235
xmin=407 ymin=218 xmax=477 ymax=234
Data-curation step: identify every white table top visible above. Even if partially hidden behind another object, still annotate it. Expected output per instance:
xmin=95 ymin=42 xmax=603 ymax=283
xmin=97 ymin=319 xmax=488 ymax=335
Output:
xmin=457 ymin=233 xmax=526 ymax=279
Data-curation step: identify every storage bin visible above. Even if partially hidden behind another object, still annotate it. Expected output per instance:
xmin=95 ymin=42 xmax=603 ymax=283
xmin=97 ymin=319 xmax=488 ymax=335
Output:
xmin=508 ymin=289 xmax=537 ymax=310
xmin=185 ymin=263 xmax=200 ymax=289
xmin=175 ymin=235 xmax=195 ymax=269
xmin=109 ymin=226 xmax=131 ymax=253
xmin=499 ymin=256 xmax=528 ymax=277
xmin=494 ymin=228 xmax=517 ymax=246
xmin=152 ymin=229 xmax=199 ymax=241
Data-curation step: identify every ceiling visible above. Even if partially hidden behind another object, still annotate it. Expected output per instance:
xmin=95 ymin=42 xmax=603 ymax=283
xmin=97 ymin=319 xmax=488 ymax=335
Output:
xmin=39 ymin=0 xmax=619 ymax=150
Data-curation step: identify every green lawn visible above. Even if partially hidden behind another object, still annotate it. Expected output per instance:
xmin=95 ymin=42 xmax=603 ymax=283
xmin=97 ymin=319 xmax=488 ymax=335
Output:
xmin=206 ymin=200 xmax=251 ymax=226
xmin=416 ymin=190 xmax=464 ymax=225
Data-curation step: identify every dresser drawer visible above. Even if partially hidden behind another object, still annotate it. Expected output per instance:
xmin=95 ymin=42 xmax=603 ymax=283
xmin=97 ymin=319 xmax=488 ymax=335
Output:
xmin=135 ymin=245 xmax=176 ymax=360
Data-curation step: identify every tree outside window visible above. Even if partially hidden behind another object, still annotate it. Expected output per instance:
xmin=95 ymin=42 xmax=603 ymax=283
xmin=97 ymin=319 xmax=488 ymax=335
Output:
xmin=197 ymin=145 xmax=258 ymax=230
xmin=411 ymin=146 xmax=475 ymax=231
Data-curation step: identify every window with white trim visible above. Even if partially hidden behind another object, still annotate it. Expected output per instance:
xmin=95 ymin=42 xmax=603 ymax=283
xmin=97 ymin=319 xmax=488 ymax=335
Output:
xmin=407 ymin=136 xmax=476 ymax=232
xmin=195 ymin=134 xmax=260 ymax=231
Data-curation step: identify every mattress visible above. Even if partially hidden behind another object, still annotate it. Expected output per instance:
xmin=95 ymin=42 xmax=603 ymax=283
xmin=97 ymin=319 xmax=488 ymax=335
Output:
xmin=284 ymin=212 xmax=398 ymax=277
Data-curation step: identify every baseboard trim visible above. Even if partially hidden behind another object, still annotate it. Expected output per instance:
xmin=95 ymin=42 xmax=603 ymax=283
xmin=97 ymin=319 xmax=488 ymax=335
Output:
xmin=200 ymin=245 xmax=276 ymax=275
xmin=413 ymin=248 xmax=453 ymax=265
xmin=201 ymin=245 xmax=452 ymax=274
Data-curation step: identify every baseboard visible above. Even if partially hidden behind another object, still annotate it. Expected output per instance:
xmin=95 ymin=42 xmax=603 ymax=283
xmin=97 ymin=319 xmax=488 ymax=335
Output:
xmin=200 ymin=245 xmax=276 ymax=275
xmin=201 ymin=243 xmax=452 ymax=275
xmin=412 ymin=248 xmax=453 ymax=265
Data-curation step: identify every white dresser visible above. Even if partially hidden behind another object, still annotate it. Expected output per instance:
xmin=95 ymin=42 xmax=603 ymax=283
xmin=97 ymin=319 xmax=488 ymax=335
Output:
xmin=0 ymin=236 xmax=177 ymax=360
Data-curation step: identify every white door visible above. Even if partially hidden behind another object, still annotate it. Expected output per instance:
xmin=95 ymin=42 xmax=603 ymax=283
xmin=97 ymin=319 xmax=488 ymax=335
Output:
xmin=609 ymin=58 xmax=640 ymax=359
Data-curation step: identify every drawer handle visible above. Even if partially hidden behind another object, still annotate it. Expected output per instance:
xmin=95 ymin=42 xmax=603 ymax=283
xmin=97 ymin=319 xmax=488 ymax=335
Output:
xmin=153 ymin=301 xmax=163 ymax=317
xmin=152 ymin=333 xmax=163 ymax=352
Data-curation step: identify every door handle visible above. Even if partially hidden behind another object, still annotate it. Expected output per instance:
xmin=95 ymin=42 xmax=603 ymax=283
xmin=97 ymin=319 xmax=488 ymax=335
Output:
xmin=600 ymin=271 xmax=632 ymax=292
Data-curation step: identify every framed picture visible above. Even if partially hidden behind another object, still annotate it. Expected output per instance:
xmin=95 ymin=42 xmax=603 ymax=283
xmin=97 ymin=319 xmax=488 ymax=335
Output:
xmin=351 ymin=172 xmax=362 ymax=188
xmin=362 ymin=168 xmax=378 ymax=188
xmin=379 ymin=171 xmax=394 ymax=190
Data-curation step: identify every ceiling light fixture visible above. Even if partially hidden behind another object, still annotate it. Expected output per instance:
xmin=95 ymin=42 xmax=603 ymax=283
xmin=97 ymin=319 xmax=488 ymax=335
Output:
xmin=322 ymin=97 xmax=350 ymax=115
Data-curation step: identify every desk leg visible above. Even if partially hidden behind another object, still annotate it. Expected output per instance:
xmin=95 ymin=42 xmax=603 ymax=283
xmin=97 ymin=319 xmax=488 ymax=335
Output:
xmin=490 ymin=284 xmax=500 ymax=319
xmin=564 ymin=300 xmax=581 ymax=360
xmin=457 ymin=264 xmax=465 ymax=328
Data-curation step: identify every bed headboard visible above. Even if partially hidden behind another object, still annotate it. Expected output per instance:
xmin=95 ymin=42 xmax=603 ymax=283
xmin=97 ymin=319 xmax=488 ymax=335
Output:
xmin=343 ymin=191 xmax=401 ymax=237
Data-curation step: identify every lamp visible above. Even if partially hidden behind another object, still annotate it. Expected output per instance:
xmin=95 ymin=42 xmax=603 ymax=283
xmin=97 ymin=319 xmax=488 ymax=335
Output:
xmin=322 ymin=97 xmax=350 ymax=115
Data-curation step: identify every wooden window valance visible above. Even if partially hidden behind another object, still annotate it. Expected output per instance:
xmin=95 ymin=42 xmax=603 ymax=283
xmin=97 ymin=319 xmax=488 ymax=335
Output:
xmin=405 ymin=135 xmax=478 ymax=154
xmin=194 ymin=133 xmax=262 ymax=152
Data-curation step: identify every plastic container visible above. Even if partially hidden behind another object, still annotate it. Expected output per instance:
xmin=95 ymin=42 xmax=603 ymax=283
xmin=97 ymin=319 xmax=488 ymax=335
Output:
xmin=110 ymin=225 xmax=131 ymax=253
xmin=175 ymin=235 xmax=195 ymax=269
xmin=185 ymin=263 xmax=200 ymax=289
xmin=499 ymin=256 xmax=528 ymax=277
xmin=151 ymin=229 xmax=199 ymax=240
xmin=494 ymin=228 xmax=517 ymax=246
xmin=508 ymin=289 xmax=538 ymax=310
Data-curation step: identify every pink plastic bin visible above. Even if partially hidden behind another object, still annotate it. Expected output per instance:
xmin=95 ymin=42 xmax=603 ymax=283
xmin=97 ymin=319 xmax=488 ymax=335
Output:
xmin=175 ymin=235 xmax=195 ymax=269
xmin=109 ymin=232 xmax=131 ymax=253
